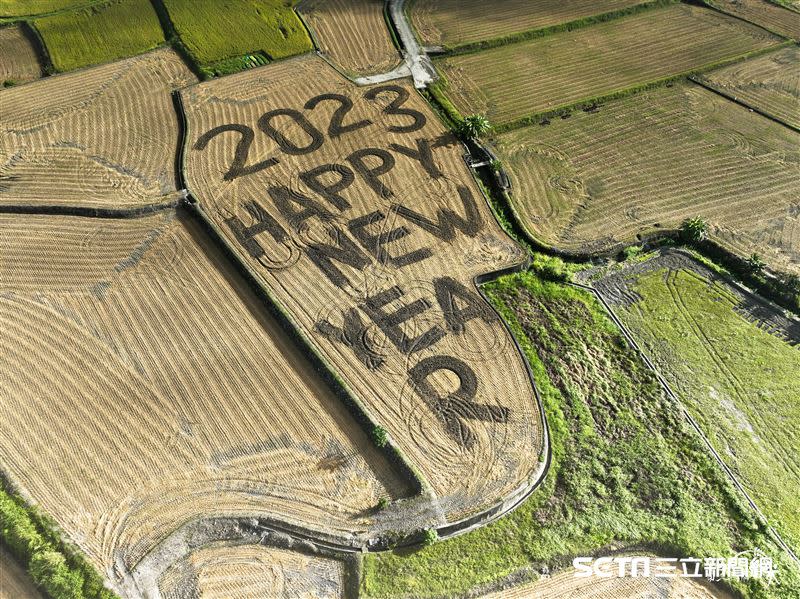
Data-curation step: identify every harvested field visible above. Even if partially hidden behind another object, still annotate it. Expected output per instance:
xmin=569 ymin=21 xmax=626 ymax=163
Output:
xmin=32 ymin=0 xmax=164 ymax=72
xmin=182 ymin=54 xmax=545 ymax=525
xmin=699 ymin=46 xmax=800 ymax=129
xmin=0 ymin=26 xmax=42 ymax=85
xmin=0 ymin=210 xmax=408 ymax=582
xmin=479 ymin=558 xmax=734 ymax=599
xmin=409 ymin=0 xmax=647 ymax=48
xmin=434 ymin=3 xmax=782 ymax=127
xmin=163 ymin=0 xmax=312 ymax=70
xmin=300 ymin=0 xmax=400 ymax=76
xmin=713 ymin=0 xmax=800 ymax=40
xmin=159 ymin=542 xmax=344 ymax=599
xmin=593 ymin=249 xmax=800 ymax=551
xmin=494 ymin=83 xmax=800 ymax=273
xmin=0 ymin=48 xmax=195 ymax=208
xmin=0 ymin=546 xmax=43 ymax=599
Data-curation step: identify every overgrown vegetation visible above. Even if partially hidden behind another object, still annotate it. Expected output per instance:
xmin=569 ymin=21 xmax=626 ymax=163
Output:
xmin=161 ymin=0 xmax=312 ymax=69
xmin=361 ymin=272 xmax=799 ymax=598
xmin=32 ymin=0 xmax=164 ymax=71
xmin=607 ymin=262 xmax=800 ymax=552
xmin=0 ymin=480 xmax=117 ymax=599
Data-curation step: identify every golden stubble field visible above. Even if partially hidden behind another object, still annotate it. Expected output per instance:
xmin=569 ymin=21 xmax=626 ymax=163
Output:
xmin=0 ymin=48 xmax=195 ymax=208
xmin=0 ymin=210 xmax=409 ymax=582
xmin=700 ymin=46 xmax=800 ymax=130
xmin=495 ymin=83 xmax=800 ymax=272
xmin=159 ymin=541 xmax=345 ymax=599
xmin=182 ymin=54 xmax=546 ymax=525
xmin=300 ymin=0 xmax=401 ymax=76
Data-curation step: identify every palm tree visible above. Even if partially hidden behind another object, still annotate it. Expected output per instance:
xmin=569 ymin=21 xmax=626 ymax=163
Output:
xmin=458 ymin=114 xmax=491 ymax=139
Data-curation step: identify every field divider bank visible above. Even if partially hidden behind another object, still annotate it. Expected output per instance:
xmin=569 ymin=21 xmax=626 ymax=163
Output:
xmin=0 ymin=195 xmax=183 ymax=217
xmin=487 ymin=40 xmax=794 ymax=133
xmin=688 ymin=74 xmax=800 ymax=133
xmin=437 ymin=0 xmax=678 ymax=57
xmin=570 ymin=274 xmax=800 ymax=567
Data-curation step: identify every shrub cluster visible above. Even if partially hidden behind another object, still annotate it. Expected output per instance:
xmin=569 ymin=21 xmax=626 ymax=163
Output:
xmin=0 ymin=487 xmax=116 ymax=599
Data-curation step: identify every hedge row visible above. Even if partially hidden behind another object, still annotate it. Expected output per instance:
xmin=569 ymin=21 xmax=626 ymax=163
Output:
xmin=0 ymin=480 xmax=117 ymax=599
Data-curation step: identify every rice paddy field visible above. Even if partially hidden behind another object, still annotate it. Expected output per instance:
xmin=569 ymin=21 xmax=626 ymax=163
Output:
xmin=409 ymin=0 xmax=648 ymax=48
xmin=494 ymin=83 xmax=800 ymax=273
xmin=0 ymin=0 xmax=97 ymax=18
xmin=699 ymin=45 xmax=800 ymax=130
xmin=300 ymin=0 xmax=400 ymax=76
xmin=0 ymin=546 xmax=43 ymax=599
xmin=0 ymin=209 xmax=408 ymax=588
xmin=0 ymin=25 xmax=41 ymax=85
xmin=32 ymin=0 xmax=164 ymax=72
xmin=163 ymin=0 xmax=312 ymax=70
xmin=158 ymin=542 xmax=345 ymax=598
xmin=182 ymin=54 xmax=546 ymax=527
xmin=592 ymin=250 xmax=800 ymax=553
xmin=361 ymin=272 xmax=799 ymax=598
xmin=0 ymin=48 xmax=195 ymax=208
xmin=713 ymin=0 xmax=800 ymax=40
xmin=434 ymin=3 xmax=783 ymax=128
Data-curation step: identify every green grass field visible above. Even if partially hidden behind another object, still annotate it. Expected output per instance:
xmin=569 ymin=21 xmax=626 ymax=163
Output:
xmin=162 ymin=0 xmax=312 ymax=71
xmin=33 ymin=0 xmax=164 ymax=71
xmin=361 ymin=272 xmax=799 ymax=598
xmin=602 ymin=259 xmax=800 ymax=553
xmin=0 ymin=0 xmax=100 ymax=18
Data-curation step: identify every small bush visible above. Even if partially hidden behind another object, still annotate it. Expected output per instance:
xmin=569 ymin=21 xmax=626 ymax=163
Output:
xmin=422 ymin=528 xmax=438 ymax=546
xmin=377 ymin=497 xmax=390 ymax=510
xmin=30 ymin=551 xmax=84 ymax=599
xmin=457 ymin=114 xmax=491 ymax=139
xmin=746 ymin=253 xmax=766 ymax=274
xmin=371 ymin=426 xmax=389 ymax=448
xmin=680 ymin=217 xmax=709 ymax=243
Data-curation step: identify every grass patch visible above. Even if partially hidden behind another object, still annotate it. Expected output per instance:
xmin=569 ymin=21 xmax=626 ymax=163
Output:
xmin=0 ymin=0 xmax=101 ymax=18
xmin=33 ymin=0 xmax=164 ymax=71
xmin=0 ymin=478 xmax=118 ymax=598
xmin=361 ymin=272 xmax=800 ymax=598
xmin=605 ymin=263 xmax=800 ymax=552
xmin=162 ymin=0 xmax=312 ymax=69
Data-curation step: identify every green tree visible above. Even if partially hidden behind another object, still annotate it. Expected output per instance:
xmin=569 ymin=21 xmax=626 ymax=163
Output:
xmin=371 ymin=426 xmax=389 ymax=448
xmin=746 ymin=253 xmax=766 ymax=274
xmin=422 ymin=528 xmax=438 ymax=546
xmin=30 ymin=550 xmax=84 ymax=599
xmin=458 ymin=114 xmax=491 ymax=139
xmin=680 ymin=217 xmax=709 ymax=243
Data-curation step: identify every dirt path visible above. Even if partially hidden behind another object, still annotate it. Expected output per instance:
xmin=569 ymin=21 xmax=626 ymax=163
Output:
xmin=353 ymin=0 xmax=436 ymax=87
